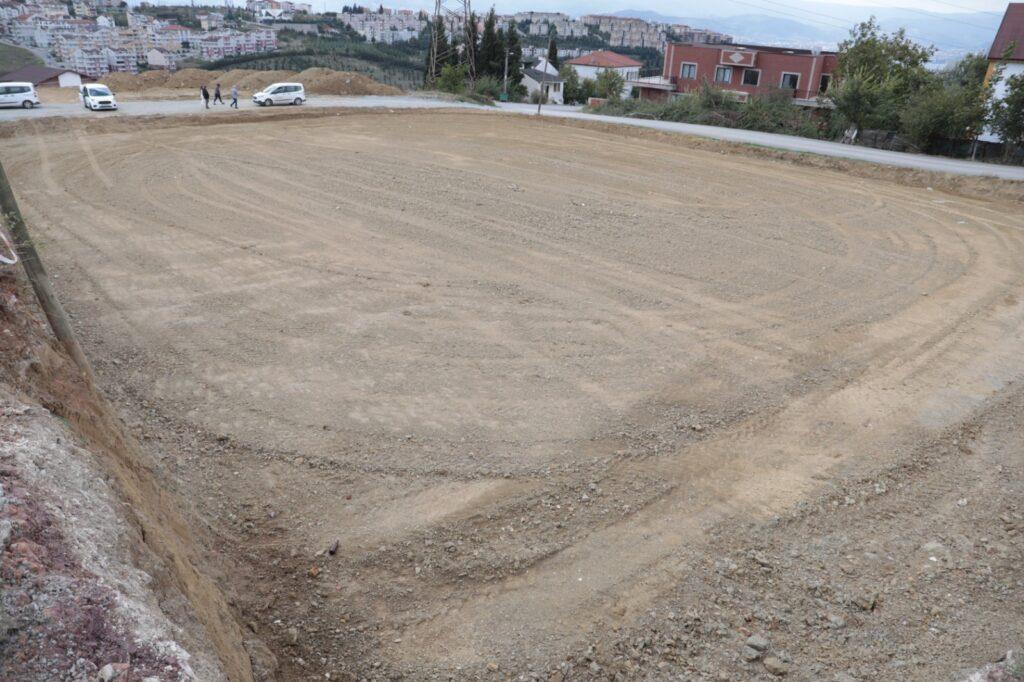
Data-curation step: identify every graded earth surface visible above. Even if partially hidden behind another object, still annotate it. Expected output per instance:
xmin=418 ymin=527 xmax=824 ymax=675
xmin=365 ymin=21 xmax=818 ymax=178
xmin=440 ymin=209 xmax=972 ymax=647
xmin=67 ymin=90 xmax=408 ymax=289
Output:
xmin=3 ymin=109 xmax=1022 ymax=680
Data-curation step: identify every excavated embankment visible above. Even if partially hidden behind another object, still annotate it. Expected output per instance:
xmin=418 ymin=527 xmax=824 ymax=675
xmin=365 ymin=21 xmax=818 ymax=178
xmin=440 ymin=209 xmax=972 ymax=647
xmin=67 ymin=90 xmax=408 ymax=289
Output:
xmin=0 ymin=265 xmax=267 ymax=680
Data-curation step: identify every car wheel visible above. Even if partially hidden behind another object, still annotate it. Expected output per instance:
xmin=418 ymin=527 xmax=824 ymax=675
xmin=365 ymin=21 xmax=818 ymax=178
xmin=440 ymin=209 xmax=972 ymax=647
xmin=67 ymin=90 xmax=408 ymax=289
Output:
xmin=265 ymin=99 xmax=273 ymax=106
xmin=22 ymin=100 xmax=34 ymax=109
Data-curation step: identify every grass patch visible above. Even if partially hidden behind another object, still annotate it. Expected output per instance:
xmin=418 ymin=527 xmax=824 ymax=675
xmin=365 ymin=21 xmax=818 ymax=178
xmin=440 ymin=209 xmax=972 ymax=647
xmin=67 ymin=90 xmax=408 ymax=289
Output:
xmin=0 ymin=42 xmax=43 ymax=74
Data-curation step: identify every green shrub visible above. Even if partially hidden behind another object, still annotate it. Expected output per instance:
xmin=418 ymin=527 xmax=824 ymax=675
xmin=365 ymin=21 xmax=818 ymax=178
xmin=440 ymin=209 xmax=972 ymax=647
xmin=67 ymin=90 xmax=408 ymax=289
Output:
xmin=473 ymin=75 xmax=502 ymax=99
xmin=437 ymin=63 xmax=468 ymax=94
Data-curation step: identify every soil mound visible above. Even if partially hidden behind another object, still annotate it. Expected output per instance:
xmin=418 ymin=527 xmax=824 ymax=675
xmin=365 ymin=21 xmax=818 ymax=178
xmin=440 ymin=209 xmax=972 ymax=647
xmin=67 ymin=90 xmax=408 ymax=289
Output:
xmin=297 ymin=68 xmax=401 ymax=95
xmin=233 ymin=70 xmax=297 ymax=92
xmin=165 ymin=68 xmax=223 ymax=89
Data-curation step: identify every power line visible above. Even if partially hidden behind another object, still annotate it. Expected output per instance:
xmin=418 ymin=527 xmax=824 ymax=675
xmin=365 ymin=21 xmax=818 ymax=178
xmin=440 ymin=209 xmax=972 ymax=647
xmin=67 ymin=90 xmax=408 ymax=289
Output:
xmin=717 ymin=0 xmax=851 ymax=31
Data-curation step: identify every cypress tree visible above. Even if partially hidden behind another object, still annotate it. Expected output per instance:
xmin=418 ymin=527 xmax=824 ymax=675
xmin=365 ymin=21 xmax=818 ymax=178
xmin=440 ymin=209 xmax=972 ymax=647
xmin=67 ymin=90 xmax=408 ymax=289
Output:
xmin=477 ymin=9 xmax=502 ymax=78
xmin=547 ymin=29 xmax=559 ymax=69
xmin=504 ymin=21 xmax=524 ymax=95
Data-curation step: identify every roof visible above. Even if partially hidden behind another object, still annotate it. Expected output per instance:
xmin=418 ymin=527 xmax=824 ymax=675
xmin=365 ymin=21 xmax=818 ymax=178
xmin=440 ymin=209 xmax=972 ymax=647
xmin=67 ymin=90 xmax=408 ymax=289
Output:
xmin=524 ymin=67 xmax=563 ymax=83
xmin=566 ymin=50 xmax=642 ymax=69
xmin=989 ymin=3 xmax=1024 ymax=61
xmin=669 ymin=41 xmax=835 ymax=57
xmin=0 ymin=65 xmax=82 ymax=84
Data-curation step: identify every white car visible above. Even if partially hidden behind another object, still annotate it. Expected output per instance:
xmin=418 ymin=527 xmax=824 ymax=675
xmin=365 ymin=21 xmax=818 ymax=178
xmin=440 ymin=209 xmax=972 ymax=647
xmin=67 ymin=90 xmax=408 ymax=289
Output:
xmin=0 ymin=82 xmax=41 ymax=109
xmin=252 ymin=82 xmax=305 ymax=106
xmin=80 ymin=84 xmax=118 ymax=111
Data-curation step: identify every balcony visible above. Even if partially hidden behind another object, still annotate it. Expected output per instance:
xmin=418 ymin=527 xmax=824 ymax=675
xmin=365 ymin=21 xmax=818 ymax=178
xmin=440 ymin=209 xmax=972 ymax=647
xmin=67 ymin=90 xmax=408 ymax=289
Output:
xmin=627 ymin=68 xmax=675 ymax=91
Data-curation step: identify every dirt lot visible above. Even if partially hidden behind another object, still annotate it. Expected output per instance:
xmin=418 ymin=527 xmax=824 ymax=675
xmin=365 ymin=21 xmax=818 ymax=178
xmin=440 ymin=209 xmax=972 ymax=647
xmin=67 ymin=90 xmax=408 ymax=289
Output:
xmin=3 ymin=110 xmax=1022 ymax=680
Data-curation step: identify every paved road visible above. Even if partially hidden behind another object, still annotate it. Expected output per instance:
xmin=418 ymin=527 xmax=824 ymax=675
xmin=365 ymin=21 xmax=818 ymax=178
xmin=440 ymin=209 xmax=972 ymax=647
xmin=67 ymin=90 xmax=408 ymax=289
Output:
xmin=498 ymin=102 xmax=1024 ymax=181
xmin=0 ymin=95 xmax=481 ymax=120
xmin=3 ymin=95 xmax=1022 ymax=181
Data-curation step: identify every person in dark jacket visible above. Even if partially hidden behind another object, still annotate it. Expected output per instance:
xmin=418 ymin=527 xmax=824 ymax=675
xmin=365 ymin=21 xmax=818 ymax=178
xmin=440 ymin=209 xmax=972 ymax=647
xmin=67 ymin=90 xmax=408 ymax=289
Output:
xmin=213 ymin=83 xmax=224 ymax=105
xmin=200 ymin=85 xmax=210 ymax=109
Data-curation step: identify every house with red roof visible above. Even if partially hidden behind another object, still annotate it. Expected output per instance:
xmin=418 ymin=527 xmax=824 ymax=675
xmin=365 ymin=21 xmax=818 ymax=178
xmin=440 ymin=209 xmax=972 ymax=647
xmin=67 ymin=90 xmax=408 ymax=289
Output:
xmin=565 ymin=50 xmax=642 ymax=98
xmin=982 ymin=3 xmax=1024 ymax=141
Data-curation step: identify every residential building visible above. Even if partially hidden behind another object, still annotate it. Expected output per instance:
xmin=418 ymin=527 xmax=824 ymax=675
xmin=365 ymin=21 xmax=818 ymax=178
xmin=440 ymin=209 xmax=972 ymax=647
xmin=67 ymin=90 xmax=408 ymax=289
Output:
xmin=565 ymin=50 xmax=642 ymax=97
xmin=633 ymin=42 xmax=836 ymax=104
xmin=337 ymin=9 xmax=425 ymax=44
xmin=522 ymin=67 xmax=564 ymax=104
xmin=579 ymin=14 xmax=730 ymax=51
xmin=198 ymin=12 xmax=225 ymax=31
xmin=982 ymin=3 xmax=1024 ymax=142
xmin=146 ymin=47 xmax=178 ymax=70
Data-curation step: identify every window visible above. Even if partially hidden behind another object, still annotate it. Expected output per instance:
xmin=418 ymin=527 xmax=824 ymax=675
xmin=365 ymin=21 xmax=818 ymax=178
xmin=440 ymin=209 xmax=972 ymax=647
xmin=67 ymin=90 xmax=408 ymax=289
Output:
xmin=741 ymin=69 xmax=760 ymax=86
xmin=780 ymin=72 xmax=800 ymax=89
xmin=818 ymin=74 xmax=831 ymax=93
xmin=679 ymin=62 xmax=697 ymax=80
xmin=552 ymin=82 xmax=560 ymax=92
xmin=714 ymin=66 xmax=732 ymax=84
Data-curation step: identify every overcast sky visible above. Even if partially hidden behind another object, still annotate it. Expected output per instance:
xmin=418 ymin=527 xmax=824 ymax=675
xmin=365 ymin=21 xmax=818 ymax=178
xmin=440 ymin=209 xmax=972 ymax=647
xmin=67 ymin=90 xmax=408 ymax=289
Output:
xmin=814 ymin=0 xmax=1006 ymax=11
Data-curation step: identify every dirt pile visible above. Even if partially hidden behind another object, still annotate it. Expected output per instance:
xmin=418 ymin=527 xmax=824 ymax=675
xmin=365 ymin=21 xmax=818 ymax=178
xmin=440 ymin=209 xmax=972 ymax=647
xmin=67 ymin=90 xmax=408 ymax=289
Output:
xmin=92 ymin=67 xmax=402 ymax=95
xmin=231 ymin=69 xmax=296 ymax=92
xmin=165 ymin=68 xmax=224 ymax=89
xmin=297 ymin=67 xmax=402 ymax=95
xmin=104 ymin=70 xmax=167 ymax=90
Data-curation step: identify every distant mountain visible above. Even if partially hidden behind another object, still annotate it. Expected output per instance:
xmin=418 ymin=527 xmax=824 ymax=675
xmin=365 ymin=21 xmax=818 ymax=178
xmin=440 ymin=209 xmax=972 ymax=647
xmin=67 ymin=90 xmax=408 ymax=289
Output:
xmin=612 ymin=5 xmax=1002 ymax=58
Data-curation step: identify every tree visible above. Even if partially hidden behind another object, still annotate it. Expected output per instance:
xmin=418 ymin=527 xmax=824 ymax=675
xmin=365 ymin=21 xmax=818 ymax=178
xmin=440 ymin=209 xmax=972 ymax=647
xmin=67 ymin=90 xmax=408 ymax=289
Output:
xmin=437 ymin=63 xmax=469 ymax=93
xmin=899 ymin=82 xmax=977 ymax=150
xmin=477 ymin=8 xmax=503 ymax=78
xmin=833 ymin=18 xmax=935 ymax=131
xmin=829 ymin=69 xmax=901 ymax=131
xmin=503 ymin=22 xmax=524 ymax=97
xmin=546 ymin=28 xmax=559 ymax=69
xmin=594 ymin=68 xmax=625 ymax=99
xmin=559 ymin=63 xmax=581 ymax=103
xmin=991 ymin=73 xmax=1024 ymax=147
xmin=836 ymin=18 xmax=934 ymax=86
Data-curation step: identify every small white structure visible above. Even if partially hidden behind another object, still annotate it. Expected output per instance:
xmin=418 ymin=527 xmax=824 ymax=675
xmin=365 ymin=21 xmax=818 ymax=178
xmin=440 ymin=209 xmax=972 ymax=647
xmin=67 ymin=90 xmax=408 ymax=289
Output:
xmin=522 ymin=67 xmax=564 ymax=104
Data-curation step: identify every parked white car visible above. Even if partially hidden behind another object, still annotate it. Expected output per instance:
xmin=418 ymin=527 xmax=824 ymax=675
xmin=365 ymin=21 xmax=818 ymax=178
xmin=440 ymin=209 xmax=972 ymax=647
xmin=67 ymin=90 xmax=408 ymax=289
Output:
xmin=80 ymin=84 xmax=118 ymax=111
xmin=252 ymin=82 xmax=305 ymax=106
xmin=0 ymin=82 xmax=41 ymax=109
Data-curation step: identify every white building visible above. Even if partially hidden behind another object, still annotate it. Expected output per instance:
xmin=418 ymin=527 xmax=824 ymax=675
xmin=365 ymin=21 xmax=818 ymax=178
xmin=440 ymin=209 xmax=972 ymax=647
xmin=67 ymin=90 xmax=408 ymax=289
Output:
xmin=522 ymin=67 xmax=564 ymax=104
xmin=565 ymin=50 xmax=642 ymax=97
xmin=981 ymin=3 xmax=1024 ymax=143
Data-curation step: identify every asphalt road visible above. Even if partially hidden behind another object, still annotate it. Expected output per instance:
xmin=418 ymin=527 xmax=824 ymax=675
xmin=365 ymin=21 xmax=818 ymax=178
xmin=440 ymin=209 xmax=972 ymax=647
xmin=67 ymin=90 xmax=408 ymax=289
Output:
xmin=2 ymin=95 xmax=1022 ymax=180
xmin=499 ymin=102 xmax=1024 ymax=181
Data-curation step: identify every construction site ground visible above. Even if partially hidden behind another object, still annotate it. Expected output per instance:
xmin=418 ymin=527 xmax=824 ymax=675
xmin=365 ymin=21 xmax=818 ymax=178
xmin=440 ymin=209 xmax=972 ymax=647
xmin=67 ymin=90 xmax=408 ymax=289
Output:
xmin=2 ymin=109 xmax=1022 ymax=680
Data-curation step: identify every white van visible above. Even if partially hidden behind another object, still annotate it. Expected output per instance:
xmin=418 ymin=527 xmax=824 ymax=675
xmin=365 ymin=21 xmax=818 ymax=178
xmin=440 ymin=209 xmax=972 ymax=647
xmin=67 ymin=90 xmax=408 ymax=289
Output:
xmin=0 ymin=82 xmax=41 ymax=109
xmin=80 ymin=84 xmax=118 ymax=111
xmin=252 ymin=82 xmax=305 ymax=106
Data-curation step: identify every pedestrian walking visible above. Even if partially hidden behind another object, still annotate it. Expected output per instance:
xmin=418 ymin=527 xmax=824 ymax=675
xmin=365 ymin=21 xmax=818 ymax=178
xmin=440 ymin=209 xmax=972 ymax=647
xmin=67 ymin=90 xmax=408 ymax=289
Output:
xmin=230 ymin=85 xmax=239 ymax=109
xmin=200 ymin=85 xmax=210 ymax=109
xmin=213 ymin=83 xmax=224 ymax=105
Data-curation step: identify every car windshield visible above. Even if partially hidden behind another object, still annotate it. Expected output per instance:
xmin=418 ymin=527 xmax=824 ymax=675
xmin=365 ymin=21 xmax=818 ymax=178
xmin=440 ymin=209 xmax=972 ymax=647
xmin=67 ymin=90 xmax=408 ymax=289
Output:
xmin=88 ymin=87 xmax=111 ymax=97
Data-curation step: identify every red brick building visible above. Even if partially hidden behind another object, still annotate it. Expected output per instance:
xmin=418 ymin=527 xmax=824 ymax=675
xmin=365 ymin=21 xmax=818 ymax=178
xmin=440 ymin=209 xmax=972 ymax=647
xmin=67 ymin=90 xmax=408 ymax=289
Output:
xmin=632 ymin=42 xmax=837 ymax=104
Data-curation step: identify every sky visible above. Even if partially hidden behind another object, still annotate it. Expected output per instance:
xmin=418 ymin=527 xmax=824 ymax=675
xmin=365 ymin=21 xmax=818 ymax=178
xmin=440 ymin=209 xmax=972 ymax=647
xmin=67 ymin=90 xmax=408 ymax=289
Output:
xmin=807 ymin=0 xmax=1006 ymax=11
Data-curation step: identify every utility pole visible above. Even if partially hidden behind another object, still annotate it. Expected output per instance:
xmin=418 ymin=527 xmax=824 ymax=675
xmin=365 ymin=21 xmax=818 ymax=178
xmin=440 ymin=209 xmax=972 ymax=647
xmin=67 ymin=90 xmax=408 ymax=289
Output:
xmin=502 ymin=46 xmax=508 ymax=100
xmin=537 ymin=34 xmax=552 ymax=115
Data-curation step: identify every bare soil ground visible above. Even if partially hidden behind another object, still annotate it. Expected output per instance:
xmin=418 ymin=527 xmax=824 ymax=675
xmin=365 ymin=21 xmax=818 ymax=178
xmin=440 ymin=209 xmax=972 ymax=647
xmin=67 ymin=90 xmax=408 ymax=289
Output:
xmin=3 ymin=109 xmax=1022 ymax=680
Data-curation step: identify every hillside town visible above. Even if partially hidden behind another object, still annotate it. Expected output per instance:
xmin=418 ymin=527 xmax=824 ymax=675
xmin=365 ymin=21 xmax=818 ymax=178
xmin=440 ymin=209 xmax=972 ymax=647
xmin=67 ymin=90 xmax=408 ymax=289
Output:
xmin=0 ymin=0 xmax=732 ymax=76
xmin=0 ymin=0 xmax=278 ymax=76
